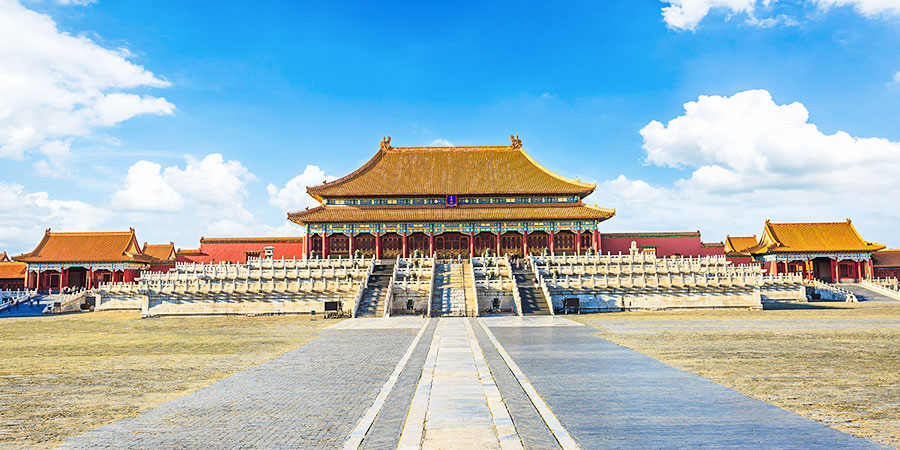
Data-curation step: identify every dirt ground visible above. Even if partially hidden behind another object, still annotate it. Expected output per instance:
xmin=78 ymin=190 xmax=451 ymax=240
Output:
xmin=574 ymin=302 xmax=900 ymax=449
xmin=0 ymin=311 xmax=335 ymax=450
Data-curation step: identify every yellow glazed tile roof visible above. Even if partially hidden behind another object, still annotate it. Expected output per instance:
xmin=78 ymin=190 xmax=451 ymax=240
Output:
xmin=142 ymin=243 xmax=176 ymax=262
xmin=14 ymin=229 xmax=154 ymax=264
xmin=289 ymin=204 xmax=615 ymax=224
xmin=306 ymin=137 xmax=596 ymax=198
xmin=0 ymin=261 xmax=26 ymax=279
xmin=724 ymin=235 xmax=758 ymax=255
xmin=748 ymin=220 xmax=885 ymax=254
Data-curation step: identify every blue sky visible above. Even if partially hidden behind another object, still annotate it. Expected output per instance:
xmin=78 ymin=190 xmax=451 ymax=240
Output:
xmin=1 ymin=0 xmax=900 ymax=253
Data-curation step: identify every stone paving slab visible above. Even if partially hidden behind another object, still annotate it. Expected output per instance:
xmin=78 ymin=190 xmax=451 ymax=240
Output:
xmin=470 ymin=319 xmax=561 ymax=450
xmin=328 ymin=317 xmax=428 ymax=330
xmin=57 ymin=327 xmax=418 ymax=450
xmin=359 ymin=320 xmax=437 ymax=450
xmin=399 ymin=318 xmax=521 ymax=450
xmin=487 ymin=324 xmax=886 ymax=449
xmin=479 ymin=316 xmax=583 ymax=328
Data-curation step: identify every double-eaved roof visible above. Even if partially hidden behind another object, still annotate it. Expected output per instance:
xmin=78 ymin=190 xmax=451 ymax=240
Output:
xmin=15 ymin=229 xmax=154 ymax=264
xmin=291 ymin=137 xmax=615 ymax=225
xmin=747 ymin=220 xmax=884 ymax=255
xmin=306 ymin=137 xmax=597 ymax=199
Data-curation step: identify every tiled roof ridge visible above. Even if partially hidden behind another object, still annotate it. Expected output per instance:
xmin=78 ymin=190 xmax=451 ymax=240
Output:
xmin=306 ymin=136 xmax=598 ymax=198
xmin=602 ymin=231 xmax=701 ymax=238
xmin=388 ymin=145 xmax=514 ymax=152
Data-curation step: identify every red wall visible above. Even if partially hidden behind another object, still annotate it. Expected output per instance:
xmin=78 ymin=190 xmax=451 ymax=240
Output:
xmin=149 ymin=263 xmax=176 ymax=273
xmin=600 ymin=233 xmax=725 ymax=258
xmin=0 ymin=279 xmax=25 ymax=290
xmin=875 ymin=268 xmax=900 ymax=279
xmin=177 ymin=238 xmax=305 ymax=264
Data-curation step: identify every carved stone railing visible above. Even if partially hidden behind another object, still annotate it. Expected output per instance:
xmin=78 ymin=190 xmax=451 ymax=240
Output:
xmin=859 ymin=279 xmax=900 ymax=301
xmin=0 ymin=289 xmax=38 ymax=312
xmin=803 ymin=279 xmax=856 ymax=302
xmin=528 ymin=257 xmax=555 ymax=315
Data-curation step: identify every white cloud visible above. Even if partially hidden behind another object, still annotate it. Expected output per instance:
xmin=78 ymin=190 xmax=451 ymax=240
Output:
xmin=813 ymin=0 xmax=900 ymax=17
xmin=113 ymin=154 xmax=256 ymax=220
xmin=661 ymin=0 xmax=758 ymax=30
xmin=55 ymin=0 xmax=96 ymax=5
xmin=0 ymin=0 xmax=174 ymax=159
xmin=892 ymin=71 xmax=900 ymax=84
xmin=430 ymin=138 xmax=455 ymax=147
xmin=266 ymin=165 xmax=337 ymax=212
xmin=0 ymin=181 xmax=112 ymax=252
xmin=587 ymin=89 xmax=900 ymax=243
xmin=661 ymin=0 xmax=900 ymax=30
xmin=110 ymin=160 xmax=185 ymax=211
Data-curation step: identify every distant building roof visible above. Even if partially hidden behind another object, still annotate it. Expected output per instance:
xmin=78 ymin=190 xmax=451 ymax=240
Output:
xmin=724 ymin=235 xmax=758 ymax=256
xmin=601 ymin=231 xmax=701 ymax=239
xmin=748 ymin=220 xmax=885 ymax=254
xmin=0 ymin=251 xmax=8 ymax=262
xmin=14 ymin=229 xmax=154 ymax=264
xmin=305 ymin=136 xmax=597 ymax=199
xmin=873 ymin=249 xmax=900 ymax=268
xmin=142 ymin=242 xmax=176 ymax=262
xmin=0 ymin=261 xmax=26 ymax=279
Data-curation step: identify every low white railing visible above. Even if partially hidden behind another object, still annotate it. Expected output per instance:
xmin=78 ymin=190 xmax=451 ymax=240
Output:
xmin=859 ymin=279 xmax=900 ymax=301
xmin=426 ymin=264 xmax=437 ymax=318
xmin=529 ymin=257 xmax=555 ymax=315
xmin=383 ymin=257 xmax=400 ymax=318
xmin=351 ymin=262 xmax=374 ymax=318
xmin=803 ymin=279 xmax=857 ymax=302
xmin=0 ymin=289 xmax=38 ymax=312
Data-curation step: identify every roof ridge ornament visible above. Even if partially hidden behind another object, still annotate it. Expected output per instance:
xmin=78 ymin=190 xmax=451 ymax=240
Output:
xmin=510 ymin=135 xmax=522 ymax=149
xmin=380 ymin=136 xmax=392 ymax=151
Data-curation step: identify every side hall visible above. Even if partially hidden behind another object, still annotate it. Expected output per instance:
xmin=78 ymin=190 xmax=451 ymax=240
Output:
xmin=13 ymin=229 xmax=154 ymax=293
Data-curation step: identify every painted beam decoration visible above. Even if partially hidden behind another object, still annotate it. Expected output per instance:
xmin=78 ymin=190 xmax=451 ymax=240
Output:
xmin=26 ymin=262 xmax=150 ymax=271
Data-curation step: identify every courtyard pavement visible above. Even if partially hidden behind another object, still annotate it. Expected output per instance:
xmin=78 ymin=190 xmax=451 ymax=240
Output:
xmin=56 ymin=316 xmax=885 ymax=449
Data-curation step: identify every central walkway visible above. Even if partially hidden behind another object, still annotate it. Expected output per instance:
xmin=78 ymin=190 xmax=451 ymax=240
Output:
xmin=398 ymin=319 xmax=520 ymax=449
xmin=56 ymin=316 xmax=885 ymax=449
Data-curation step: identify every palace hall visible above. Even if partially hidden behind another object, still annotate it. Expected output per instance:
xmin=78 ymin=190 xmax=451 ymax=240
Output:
xmin=288 ymin=136 xmax=616 ymax=259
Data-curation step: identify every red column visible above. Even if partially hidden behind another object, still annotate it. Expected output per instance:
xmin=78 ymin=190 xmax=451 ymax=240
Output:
xmin=575 ymin=230 xmax=582 ymax=256
xmin=402 ymin=232 xmax=408 ymax=258
xmin=429 ymin=231 xmax=434 ymax=257
xmin=469 ymin=231 xmax=475 ymax=257
xmin=856 ymin=261 xmax=862 ymax=281
xmin=495 ymin=232 xmax=501 ymax=256
xmin=830 ymin=259 xmax=837 ymax=282
xmin=592 ymin=230 xmax=599 ymax=253
xmin=349 ymin=233 xmax=355 ymax=257
xmin=62 ymin=268 xmax=68 ymax=290
xmin=549 ymin=231 xmax=555 ymax=256
xmin=375 ymin=233 xmax=382 ymax=259
xmin=304 ymin=232 xmax=311 ymax=259
xmin=88 ymin=267 xmax=93 ymax=289
xmin=522 ymin=231 xmax=528 ymax=256
xmin=323 ymin=234 xmax=330 ymax=259
xmin=868 ymin=259 xmax=874 ymax=280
